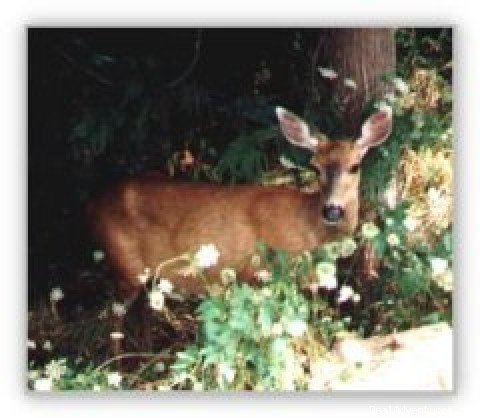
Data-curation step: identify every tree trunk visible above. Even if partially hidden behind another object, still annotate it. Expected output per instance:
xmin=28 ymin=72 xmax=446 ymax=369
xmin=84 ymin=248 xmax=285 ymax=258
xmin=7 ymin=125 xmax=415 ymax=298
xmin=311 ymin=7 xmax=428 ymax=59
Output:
xmin=317 ymin=28 xmax=396 ymax=136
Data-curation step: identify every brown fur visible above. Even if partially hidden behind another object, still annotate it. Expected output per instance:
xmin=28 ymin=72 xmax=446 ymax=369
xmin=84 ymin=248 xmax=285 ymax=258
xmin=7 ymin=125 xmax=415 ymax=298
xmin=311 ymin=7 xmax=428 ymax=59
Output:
xmin=87 ymin=139 xmax=363 ymax=301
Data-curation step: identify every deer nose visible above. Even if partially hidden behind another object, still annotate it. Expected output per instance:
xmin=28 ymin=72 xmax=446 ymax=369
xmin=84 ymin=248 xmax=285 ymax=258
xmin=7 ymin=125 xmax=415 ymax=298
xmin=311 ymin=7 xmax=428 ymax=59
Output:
xmin=322 ymin=204 xmax=345 ymax=223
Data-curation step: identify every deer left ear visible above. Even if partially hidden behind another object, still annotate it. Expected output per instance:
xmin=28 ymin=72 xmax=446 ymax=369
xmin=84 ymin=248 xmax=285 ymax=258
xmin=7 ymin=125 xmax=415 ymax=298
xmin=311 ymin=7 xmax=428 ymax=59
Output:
xmin=276 ymin=107 xmax=319 ymax=151
xmin=356 ymin=106 xmax=393 ymax=157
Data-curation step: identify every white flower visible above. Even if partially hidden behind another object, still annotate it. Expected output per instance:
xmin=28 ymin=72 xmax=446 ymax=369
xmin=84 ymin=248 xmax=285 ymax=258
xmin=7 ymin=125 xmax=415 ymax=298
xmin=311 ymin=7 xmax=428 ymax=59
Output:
xmin=323 ymin=242 xmax=342 ymax=260
xmin=318 ymin=275 xmax=337 ymax=291
xmin=427 ymin=187 xmax=448 ymax=218
xmin=34 ymin=377 xmax=53 ymax=391
xmin=255 ymin=269 xmax=272 ymax=282
xmin=250 ymin=253 xmax=261 ymax=267
xmin=286 ymin=319 xmax=308 ymax=337
xmin=340 ymin=237 xmax=357 ymax=258
xmin=27 ymin=339 xmax=36 ymax=350
xmin=352 ymin=293 xmax=361 ymax=303
xmin=271 ymin=322 xmax=284 ymax=336
xmin=375 ymin=101 xmax=391 ymax=113
xmin=385 ymin=217 xmax=395 ymax=227
xmin=49 ymin=287 xmax=64 ymax=302
xmin=316 ymin=262 xmax=337 ymax=290
xmin=220 ymin=267 xmax=237 ymax=285
xmin=318 ymin=67 xmax=337 ymax=79
xmin=316 ymin=261 xmax=336 ymax=279
xmin=321 ymin=316 xmax=332 ymax=323
xmin=344 ymin=78 xmax=357 ymax=89
xmin=427 ymin=187 xmax=443 ymax=208
xmin=137 ymin=267 xmax=151 ymax=284
xmin=111 ymin=302 xmax=126 ymax=317
xmin=42 ymin=340 xmax=53 ymax=351
xmin=430 ymin=257 xmax=449 ymax=277
xmin=157 ymin=278 xmax=174 ymax=294
xmin=107 ymin=371 xmax=122 ymax=388
xmin=261 ymin=288 xmax=272 ymax=297
xmin=392 ymin=77 xmax=409 ymax=94
xmin=337 ymin=285 xmax=355 ymax=303
xmin=279 ymin=155 xmax=297 ymax=169
xmin=194 ymin=244 xmax=220 ymax=268
xmin=383 ymin=179 xmax=398 ymax=209
xmin=440 ymin=127 xmax=453 ymax=142
xmin=92 ymin=249 xmax=105 ymax=262
xmin=28 ymin=370 xmax=40 ymax=381
xmin=433 ymin=269 xmax=453 ymax=292
xmin=219 ymin=363 xmax=236 ymax=384
xmin=154 ymin=362 xmax=166 ymax=373
xmin=45 ymin=359 xmax=67 ymax=381
xmin=387 ymin=233 xmax=400 ymax=247
xmin=361 ymin=222 xmax=380 ymax=239
xmin=93 ymin=384 xmax=102 ymax=391
xmin=148 ymin=289 xmax=165 ymax=311
xmin=384 ymin=92 xmax=396 ymax=103
xmin=403 ymin=216 xmax=418 ymax=232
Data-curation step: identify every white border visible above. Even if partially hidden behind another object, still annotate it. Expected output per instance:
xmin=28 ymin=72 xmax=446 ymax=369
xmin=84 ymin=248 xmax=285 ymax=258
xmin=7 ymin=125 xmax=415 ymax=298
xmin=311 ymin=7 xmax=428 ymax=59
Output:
xmin=2 ymin=1 xmax=479 ymax=417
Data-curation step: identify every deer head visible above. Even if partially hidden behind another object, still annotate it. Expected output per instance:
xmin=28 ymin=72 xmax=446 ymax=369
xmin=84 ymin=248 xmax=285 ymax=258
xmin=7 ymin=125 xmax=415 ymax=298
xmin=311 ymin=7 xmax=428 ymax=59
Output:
xmin=276 ymin=106 xmax=393 ymax=228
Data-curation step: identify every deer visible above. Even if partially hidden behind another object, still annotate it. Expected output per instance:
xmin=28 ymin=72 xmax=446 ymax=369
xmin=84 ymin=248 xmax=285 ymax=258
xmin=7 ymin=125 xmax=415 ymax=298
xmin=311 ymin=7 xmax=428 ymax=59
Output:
xmin=87 ymin=105 xmax=393 ymax=353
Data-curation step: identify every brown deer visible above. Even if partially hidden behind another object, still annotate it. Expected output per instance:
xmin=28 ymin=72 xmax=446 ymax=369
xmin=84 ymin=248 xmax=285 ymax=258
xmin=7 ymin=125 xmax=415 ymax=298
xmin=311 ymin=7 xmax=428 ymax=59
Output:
xmin=87 ymin=106 xmax=392 ymax=349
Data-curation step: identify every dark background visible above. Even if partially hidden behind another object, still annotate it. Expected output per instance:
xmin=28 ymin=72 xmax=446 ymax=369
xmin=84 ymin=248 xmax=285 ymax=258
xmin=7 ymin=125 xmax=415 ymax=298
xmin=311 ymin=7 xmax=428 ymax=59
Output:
xmin=28 ymin=28 xmax=322 ymax=305
xmin=28 ymin=28 xmax=451 ymax=307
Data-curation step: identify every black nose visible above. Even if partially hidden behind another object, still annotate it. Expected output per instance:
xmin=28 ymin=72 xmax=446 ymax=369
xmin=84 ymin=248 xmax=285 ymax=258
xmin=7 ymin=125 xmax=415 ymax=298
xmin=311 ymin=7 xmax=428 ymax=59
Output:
xmin=322 ymin=205 xmax=345 ymax=223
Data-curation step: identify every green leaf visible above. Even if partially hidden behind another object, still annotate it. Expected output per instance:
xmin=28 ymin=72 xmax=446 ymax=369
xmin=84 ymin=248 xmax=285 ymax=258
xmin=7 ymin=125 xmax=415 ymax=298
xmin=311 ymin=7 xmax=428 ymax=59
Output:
xmin=397 ymin=270 xmax=420 ymax=297
xmin=372 ymin=235 xmax=387 ymax=258
xmin=421 ymin=312 xmax=443 ymax=325
xmin=258 ymin=304 xmax=273 ymax=333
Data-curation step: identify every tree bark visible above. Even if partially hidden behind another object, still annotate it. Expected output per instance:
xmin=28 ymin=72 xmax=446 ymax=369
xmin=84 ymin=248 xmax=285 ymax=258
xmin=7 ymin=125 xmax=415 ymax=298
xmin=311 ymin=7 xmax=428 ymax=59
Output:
xmin=317 ymin=28 xmax=396 ymax=136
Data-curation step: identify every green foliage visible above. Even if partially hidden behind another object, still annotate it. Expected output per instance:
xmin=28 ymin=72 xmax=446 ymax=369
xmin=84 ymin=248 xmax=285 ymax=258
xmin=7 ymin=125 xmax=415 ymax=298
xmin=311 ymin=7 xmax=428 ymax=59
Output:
xmin=27 ymin=358 xmax=124 ymax=391
xmin=361 ymin=90 xmax=452 ymax=201
xmin=396 ymin=28 xmax=452 ymax=80
xmin=171 ymin=262 xmax=310 ymax=390
xmin=168 ymin=203 xmax=452 ymax=390
xmin=358 ymin=29 xmax=453 ymax=201
xmin=211 ymin=128 xmax=276 ymax=183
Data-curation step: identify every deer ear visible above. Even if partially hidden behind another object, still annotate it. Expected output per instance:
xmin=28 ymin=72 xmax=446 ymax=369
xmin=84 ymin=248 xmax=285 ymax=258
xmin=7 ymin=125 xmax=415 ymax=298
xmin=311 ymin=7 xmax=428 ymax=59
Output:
xmin=356 ymin=106 xmax=393 ymax=157
xmin=276 ymin=107 xmax=318 ymax=151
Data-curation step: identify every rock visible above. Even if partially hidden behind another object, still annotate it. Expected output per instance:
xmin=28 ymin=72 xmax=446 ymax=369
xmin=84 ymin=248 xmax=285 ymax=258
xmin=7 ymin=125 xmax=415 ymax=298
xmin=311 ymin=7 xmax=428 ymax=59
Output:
xmin=309 ymin=323 xmax=452 ymax=391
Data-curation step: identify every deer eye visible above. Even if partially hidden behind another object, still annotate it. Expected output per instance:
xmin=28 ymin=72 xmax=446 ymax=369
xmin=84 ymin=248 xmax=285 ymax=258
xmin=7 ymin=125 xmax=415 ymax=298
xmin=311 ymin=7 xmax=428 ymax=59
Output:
xmin=348 ymin=164 xmax=360 ymax=174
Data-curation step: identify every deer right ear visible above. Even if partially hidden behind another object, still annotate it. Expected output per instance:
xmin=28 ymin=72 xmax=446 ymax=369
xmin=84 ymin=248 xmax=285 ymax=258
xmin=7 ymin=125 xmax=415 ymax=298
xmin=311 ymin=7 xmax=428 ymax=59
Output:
xmin=276 ymin=107 xmax=319 ymax=151
xmin=356 ymin=106 xmax=393 ymax=157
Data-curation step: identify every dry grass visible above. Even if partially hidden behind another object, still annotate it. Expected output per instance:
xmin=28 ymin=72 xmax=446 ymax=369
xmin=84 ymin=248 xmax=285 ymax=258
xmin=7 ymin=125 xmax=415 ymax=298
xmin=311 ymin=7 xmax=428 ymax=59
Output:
xmin=28 ymin=293 xmax=199 ymax=368
xmin=398 ymin=144 xmax=453 ymax=244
